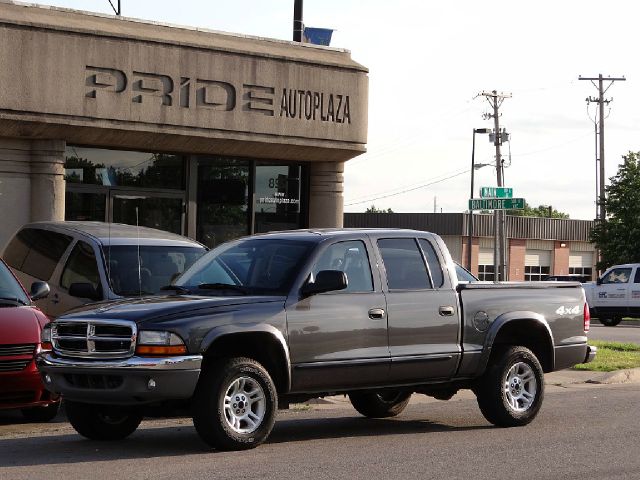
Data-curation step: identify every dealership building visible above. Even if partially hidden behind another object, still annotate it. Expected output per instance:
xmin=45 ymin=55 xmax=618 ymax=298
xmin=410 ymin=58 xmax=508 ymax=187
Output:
xmin=0 ymin=2 xmax=598 ymax=282
xmin=0 ymin=1 xmax=368 ymax=249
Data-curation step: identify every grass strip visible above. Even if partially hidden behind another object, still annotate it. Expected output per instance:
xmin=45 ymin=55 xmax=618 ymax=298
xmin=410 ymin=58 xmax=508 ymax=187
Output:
xmin=573 ymin=340 xmax=640 ymax=372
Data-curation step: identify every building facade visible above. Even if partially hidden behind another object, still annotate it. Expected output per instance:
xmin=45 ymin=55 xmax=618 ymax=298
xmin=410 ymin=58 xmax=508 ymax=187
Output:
xmin=344 ymin=213 xmax=597 ymax=281
xmin=0 ymin=2 xmax=368 ymax=249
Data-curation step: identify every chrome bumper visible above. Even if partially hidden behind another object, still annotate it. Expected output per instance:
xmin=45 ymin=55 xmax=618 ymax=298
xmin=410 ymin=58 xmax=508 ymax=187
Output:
xmin=36 ymin=352 xmax=202 ymax=371
xmin=584 ymin=345 xmax=597 ymax=364
xmin=36 ymin=352 xmax=203 ymax=405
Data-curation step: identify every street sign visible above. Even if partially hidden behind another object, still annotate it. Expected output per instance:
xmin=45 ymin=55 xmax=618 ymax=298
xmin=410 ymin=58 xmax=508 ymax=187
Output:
xmin=469 ymin=197 xmax=525 ymax=210
xmin=480 ymin=187 xmax=513 ymax=198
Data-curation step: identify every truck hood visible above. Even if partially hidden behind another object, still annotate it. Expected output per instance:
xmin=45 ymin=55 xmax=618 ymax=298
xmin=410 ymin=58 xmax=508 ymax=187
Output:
xmin=58 ymin=294 xmax=286 ymax=324
xmin=0 ymin=306 xmax=42 ymax=344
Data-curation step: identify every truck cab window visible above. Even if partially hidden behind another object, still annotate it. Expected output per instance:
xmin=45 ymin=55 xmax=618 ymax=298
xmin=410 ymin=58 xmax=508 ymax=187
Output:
xmin=312 ymin=241 xmax=373 ymax=293
xmin=378 ymin=238 xmax=431 ymax=290
xmin=602 ymin=268 xmax=632 ymax=284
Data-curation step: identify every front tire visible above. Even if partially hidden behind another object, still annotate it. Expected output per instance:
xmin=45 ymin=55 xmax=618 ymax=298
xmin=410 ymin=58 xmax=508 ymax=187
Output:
xmin=193 ymin=357 xmax=277 ymax=450
xmin=475 ymin=346 xmax=544 ymax=427
xmin=349 ymin=390 xmax=411 ymax=418
xmin=65 ymin=401 xmax=143 ymax=440
xmin=599 ymin=317 xmax=622 ymax=327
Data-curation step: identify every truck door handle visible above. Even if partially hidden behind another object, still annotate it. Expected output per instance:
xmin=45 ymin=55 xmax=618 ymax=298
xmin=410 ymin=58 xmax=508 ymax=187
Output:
xmin=439 ymin=306 xmax=455 ymax=316
xmin=368 ymin=308 xmax=385 ymax=319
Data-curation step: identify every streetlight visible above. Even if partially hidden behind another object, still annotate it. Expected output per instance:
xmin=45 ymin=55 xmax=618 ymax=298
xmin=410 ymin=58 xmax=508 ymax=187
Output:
xmin=467 ymin=128 xmax=492 ymax=271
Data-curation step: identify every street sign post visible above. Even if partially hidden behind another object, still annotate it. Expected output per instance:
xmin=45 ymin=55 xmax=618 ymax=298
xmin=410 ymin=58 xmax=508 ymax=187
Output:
xmin=480 ymin=187 xmax=513 ymax=198
xmin=469 ymin=197 xmax=525 ymax=210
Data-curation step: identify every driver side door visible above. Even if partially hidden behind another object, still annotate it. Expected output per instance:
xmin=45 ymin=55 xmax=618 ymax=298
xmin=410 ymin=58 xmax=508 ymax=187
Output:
xmin=286 ymin=238 xmax=389 ymax=392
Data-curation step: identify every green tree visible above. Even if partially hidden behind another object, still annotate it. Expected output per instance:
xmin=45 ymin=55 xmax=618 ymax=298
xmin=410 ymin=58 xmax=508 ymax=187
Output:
xmin=511 ymin=202 xmax=569 ymax=219
xmin=590 ymin=151 xmax=640 ymax=269
xmin=365 ymin=204 xmax=394 ymax=213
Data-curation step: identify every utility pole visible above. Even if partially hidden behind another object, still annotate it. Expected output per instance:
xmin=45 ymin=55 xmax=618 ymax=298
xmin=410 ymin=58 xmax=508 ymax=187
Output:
xmin=293 ymin=0 xmax=304 ymax=42
xmin=579 ymin=74 xmax=625 ymax=222
xmin=478 ymin=90 xmax=511 ymax=281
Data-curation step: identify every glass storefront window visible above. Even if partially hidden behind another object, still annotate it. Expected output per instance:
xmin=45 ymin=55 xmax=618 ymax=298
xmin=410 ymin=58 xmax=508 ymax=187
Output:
xmin=112 ymin=195 xmax=184 ymax=235
xmin=65 ymin=146 xmax=185 ymax=190
xmin=197 ymin=158 xmax=250 ymax=248
xmin=254 ymin=163 xmax=302 ymax=234
xmin=65 ymin=191 xmax=106 ymax=222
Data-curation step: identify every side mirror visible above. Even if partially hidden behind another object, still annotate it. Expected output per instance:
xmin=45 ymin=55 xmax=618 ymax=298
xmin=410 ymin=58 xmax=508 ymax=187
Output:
xmin=30 ymin=281 xmax=50 ymax=301
xmin=301 ymin=270 xmax=348 ymax=297
xmin=596 ymin=277 xmax=602 ymax=286
xmin=68 ymin=282 xmax=102 ymax=301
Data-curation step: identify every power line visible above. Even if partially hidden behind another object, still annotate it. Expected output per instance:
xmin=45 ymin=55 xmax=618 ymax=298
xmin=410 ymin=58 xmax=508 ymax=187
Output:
xmin=344 ymin=169 xmax=470 ymax=207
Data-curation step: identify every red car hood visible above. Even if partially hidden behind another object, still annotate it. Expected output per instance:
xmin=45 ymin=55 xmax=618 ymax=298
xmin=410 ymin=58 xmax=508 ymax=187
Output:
xmin=0 ymin=307 xmax=42 ymax=345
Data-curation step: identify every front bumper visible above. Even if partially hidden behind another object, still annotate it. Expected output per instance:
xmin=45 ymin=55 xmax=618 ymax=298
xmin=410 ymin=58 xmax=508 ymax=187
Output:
xmin=0 ymin=363 xmax=59 ymax=410
xmin=36 ymin=352 xmax=202 ymax=405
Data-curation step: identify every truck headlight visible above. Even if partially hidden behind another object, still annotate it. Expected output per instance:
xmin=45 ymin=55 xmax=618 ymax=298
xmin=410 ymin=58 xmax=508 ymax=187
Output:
xmin=136 ymin=330 xmax=187 ymax=356
xmin=41 ymin=324 xmax=53 ymax=351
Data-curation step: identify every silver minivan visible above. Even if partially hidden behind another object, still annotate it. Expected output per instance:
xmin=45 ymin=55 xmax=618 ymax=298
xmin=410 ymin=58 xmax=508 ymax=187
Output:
xmin=2 ymin=222 xmax=206 ymax=317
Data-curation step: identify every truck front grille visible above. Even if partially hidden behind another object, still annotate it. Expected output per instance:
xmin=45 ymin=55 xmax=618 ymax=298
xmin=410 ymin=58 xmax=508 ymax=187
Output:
xmin=0 ymin=344 xmax=36 ymax=356
xmin=51 ymin=320 xmax=137 ymax=359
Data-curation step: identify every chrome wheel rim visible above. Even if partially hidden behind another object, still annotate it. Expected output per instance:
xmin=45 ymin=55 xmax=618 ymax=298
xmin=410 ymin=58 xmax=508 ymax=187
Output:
xmin=222 ymin=376 xmax=266 ymax=434
xmin=504 ymin=362 xmax=537 ymax=412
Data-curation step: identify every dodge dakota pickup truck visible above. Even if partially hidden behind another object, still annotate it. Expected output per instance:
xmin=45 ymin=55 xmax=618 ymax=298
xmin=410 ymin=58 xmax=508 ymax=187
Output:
xmin=37 ymin=229 xmax=596 ymax=450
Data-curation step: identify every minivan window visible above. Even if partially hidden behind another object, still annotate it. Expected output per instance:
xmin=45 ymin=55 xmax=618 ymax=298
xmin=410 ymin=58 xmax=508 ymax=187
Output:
xmin=378 ymin=238 xmax=431 ymax=290
xmin=4 ymin=228 xmax=72 ymax=280
xmin=61 ymin=241 xmax=101 ymax=294
xmin=106 ymin=245 xmax=204 ymax=296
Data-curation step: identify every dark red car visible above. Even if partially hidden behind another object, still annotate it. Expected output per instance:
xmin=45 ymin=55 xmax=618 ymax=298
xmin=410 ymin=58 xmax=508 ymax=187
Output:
xmin=0 ymin=258 xmax=60 ymax=421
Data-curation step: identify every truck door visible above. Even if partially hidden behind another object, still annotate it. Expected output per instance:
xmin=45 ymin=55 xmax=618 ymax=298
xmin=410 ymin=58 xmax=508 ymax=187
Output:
xmin=377 ymin=237 xmax=460 ymax=382
xmin=286 ymin=239 xmax=389 ymax=392
xmin=596 ymin=266 xmax=633 ymax=317
xmin=629 ymin=267 xmax=640 ymax=317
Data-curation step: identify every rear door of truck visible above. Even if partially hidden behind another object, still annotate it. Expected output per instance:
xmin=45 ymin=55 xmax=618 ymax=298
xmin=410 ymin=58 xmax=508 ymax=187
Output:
xmin=374 ymin=235 xmax=460 ymax=382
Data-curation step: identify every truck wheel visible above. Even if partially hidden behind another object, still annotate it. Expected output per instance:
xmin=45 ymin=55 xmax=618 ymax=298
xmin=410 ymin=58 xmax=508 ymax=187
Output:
xmin=21 ymin=400 xmax=60 ymax=422
xmin=193 ymin=357 xmax=277 ymax=450
xmin=349 ymin=390 xmax=411 ymax=418
xmin=599 ymin=317 xmax=622 ymax=327
xmin=65 ymin=401 xmax=143 ymax=440
xmin=475 ymin=346 xmax=544 ymax=427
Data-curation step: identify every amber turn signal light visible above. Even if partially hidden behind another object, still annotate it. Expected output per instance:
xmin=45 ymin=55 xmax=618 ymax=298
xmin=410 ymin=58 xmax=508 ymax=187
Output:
xmin=135 ymin=345 xmax=187 ymax=356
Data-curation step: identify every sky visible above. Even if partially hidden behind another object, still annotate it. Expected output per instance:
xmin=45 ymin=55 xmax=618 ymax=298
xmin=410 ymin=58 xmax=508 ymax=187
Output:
xmin=31 ymin=0 xmax=639 ymax=220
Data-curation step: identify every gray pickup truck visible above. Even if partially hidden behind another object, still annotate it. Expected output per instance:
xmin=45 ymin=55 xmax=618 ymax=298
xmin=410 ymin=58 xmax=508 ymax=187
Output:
xmin=37 ymin=229 xmax=596 ymax=450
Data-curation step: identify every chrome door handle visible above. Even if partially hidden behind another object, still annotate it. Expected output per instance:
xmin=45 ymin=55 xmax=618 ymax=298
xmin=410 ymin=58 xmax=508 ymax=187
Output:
xmin=368 ymin=308 xmax=385 ymax=319
xmin=439 ymin=306 xmax=455 ymax=316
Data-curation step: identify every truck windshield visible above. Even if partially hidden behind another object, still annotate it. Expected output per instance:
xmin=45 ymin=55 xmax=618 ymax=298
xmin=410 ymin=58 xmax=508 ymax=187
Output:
xmin=105 ymin=246 xmax=205 ymax=296
xmin=175 ymin=238 xmax=315 ymax=295
xmin=0 ymin=261 xmax=30 ymax=306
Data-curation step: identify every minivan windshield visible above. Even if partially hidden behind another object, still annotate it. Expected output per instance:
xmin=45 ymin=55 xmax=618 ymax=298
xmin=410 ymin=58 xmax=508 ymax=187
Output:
xmin=0 ymin=261 xmax=30 ymax=306
xmin=104 ymin=246 xmax=205 ymax=296
xmin=176 ymin=238 xmax=315 ymax=295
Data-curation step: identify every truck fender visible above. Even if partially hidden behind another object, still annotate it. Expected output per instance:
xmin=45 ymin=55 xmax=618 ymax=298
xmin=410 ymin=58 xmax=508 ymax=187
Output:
xmin=199 ymin=324 xmax=292 ymax=392
xmin=478 ymin=312 xmax=555 ymax=374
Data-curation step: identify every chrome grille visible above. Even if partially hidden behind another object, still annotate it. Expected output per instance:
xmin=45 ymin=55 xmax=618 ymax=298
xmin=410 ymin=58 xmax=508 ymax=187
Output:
xmin=51 ymin=320 xmax=137 ymax=359
xmin=0 ymin=344 xmax=35 ymax=356
xmin=0 ymin=359 xmax=30 ymax=372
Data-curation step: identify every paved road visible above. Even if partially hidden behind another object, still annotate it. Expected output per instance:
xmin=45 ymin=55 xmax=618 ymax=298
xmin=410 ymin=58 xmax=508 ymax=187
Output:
xmin=1 ymin=382 xmax=638 ymax=480
xmin=588 ymin=323 xmax=640 ymax=344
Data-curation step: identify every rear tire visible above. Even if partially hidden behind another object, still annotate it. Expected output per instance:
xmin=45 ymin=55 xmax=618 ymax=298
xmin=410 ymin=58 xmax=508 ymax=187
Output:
xmin=475 ymin=346 xmax=544 ymax=427
xmin=599 ymin=317 xmax=622 ymax=327
xmin=65 ymin=401 xmax=142 ymax=440
xmin=193 ymin=357 xmax=277 ymax=450
xmin=21 ymin=401 xmax=60 ymax=422
xmin=349 ymin=390 xmax=411 ymax=418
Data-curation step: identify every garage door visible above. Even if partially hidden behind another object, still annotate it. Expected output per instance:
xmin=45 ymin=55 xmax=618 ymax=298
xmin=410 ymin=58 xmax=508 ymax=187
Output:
xmin=569 ymin=251 xmax=594 ymax=280
xmin=525 ymin=249 xmax=551 ymax=281
xmin=478 ymin=248 xmax=495 ymax=281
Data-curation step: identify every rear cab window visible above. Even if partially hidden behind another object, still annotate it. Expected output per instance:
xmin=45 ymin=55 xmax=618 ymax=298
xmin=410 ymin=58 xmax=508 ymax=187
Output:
xmin=377 ymin=238 xmax=432 ymax=290
xmin=3 ymin=228 xmax=72 ymax=280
